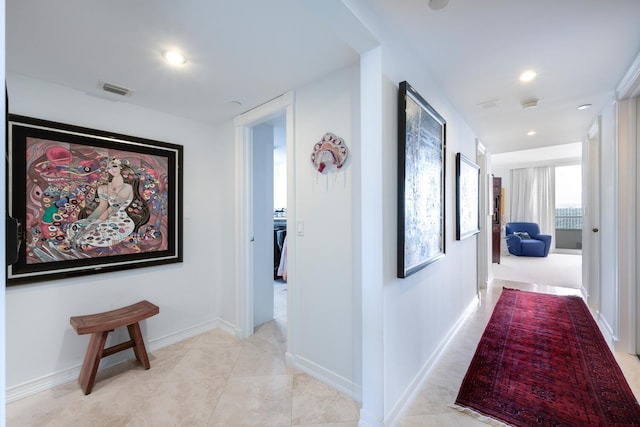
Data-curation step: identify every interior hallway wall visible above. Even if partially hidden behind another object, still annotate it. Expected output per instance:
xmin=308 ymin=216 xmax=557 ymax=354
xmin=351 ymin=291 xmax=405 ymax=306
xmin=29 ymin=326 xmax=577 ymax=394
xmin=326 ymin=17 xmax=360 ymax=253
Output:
xmin=379 ymin=44 xmax=479 ymax=419
xmin=289 ymin=64 xmax=358 ymax=392
xmin=4 ymin=73 xmax=233 ymax=399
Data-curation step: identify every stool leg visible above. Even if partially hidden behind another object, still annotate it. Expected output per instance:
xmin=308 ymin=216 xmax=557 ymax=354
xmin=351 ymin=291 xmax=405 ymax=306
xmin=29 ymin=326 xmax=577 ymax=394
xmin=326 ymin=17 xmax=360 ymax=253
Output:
xmin=127 ymin=322 xmax=151 ymax=369
xmin=78 ymin=331 xmax=109 ymax=395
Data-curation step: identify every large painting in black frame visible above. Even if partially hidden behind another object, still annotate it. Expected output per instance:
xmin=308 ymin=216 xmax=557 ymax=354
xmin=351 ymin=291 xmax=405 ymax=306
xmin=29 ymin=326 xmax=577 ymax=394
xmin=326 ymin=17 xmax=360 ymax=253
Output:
xmin=397 ymin=81 xmax=446 ymax=278
xmin=7 ymin=115 xmax=183 ymax=284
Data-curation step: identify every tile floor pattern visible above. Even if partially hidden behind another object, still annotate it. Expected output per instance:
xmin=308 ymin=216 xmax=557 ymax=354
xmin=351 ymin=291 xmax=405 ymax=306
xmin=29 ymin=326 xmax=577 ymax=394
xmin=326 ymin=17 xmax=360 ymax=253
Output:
xmin=7 ymin=280 xmax=640 ymax=426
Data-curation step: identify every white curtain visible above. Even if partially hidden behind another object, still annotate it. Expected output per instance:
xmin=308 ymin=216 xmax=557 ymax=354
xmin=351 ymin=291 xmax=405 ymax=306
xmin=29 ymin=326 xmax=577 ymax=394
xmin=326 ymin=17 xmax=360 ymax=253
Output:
xmin=510 ymin=166 xmax=555 ymax=238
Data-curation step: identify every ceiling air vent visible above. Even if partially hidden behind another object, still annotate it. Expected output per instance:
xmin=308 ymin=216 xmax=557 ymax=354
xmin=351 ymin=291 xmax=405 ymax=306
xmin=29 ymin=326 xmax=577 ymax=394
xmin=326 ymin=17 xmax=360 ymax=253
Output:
xmin=101 ymin=82 xmax=132 ymax=97
xmin=477 ymin=99 xmax=501 ymax=110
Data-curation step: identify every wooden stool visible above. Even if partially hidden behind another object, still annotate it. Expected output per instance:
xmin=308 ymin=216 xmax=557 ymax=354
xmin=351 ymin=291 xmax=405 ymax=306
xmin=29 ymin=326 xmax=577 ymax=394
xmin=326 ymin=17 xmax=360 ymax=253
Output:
xmin=70 ymin=300 xmax=159 ymax=394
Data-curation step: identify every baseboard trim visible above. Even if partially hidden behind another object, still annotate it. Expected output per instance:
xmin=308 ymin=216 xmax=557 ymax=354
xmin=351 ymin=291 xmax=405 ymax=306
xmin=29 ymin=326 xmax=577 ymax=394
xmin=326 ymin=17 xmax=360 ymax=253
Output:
xmin=6 ymin=368 xmax=81 ymax=404
xmin=358 ymin=409 xmax=385 ymax=427
xmin=595 ymin=311 xmax=617 ymax=350
xmin=384 ymin=294 xmax=480 ymax=426
xmin=6 ymin=318 xmax=221 ymax=403
xmin=286 ymin=352 xmax=360 ymax=402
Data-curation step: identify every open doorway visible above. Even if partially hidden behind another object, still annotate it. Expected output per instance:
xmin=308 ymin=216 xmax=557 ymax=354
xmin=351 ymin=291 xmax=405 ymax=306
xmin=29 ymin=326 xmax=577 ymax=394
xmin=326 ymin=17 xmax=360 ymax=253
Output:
xmin=251 ymin=115 xmax=288 ymax=324
xmin=272 ymin=119 xmax=288 ymax=332
xmin=490 ymin=145 xmax=585 ymax=293
xmin=235 ymin=92 xmax=294 ymax=351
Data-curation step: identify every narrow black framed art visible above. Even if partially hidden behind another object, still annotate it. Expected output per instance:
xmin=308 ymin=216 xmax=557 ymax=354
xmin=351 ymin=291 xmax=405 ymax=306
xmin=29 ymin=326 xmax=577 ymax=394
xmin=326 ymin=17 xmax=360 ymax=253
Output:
xmin=455 ymin=152 xmax=480 ymax=240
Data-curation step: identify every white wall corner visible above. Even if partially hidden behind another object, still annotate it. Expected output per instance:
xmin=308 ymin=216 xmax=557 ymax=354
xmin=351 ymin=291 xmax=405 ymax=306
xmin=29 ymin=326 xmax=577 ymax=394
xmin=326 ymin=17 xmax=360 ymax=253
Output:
xmin=287 ymin=353 xmax=360 ymax=402
xmin=617 ymin=50 xmax=640 ymax=99
xmin=303 ymin=0 xmax=380 ymax=54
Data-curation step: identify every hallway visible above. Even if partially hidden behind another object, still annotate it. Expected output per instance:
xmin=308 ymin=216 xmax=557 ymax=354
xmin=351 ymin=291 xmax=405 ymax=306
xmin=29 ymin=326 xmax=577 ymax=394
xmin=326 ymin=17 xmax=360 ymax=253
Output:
xmin=396 ymin=279 xmax=612 ymax=426
xmin=8 ymin=277 xmax=639 ymax=426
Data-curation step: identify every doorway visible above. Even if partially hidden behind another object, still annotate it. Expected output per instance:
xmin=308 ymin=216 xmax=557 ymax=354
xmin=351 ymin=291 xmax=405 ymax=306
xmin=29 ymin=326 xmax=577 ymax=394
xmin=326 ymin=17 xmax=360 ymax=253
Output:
xmin=235 ymin=92 xmax=294 ymax=349
xmin=250 ymin=116 xmax=288 ymax=330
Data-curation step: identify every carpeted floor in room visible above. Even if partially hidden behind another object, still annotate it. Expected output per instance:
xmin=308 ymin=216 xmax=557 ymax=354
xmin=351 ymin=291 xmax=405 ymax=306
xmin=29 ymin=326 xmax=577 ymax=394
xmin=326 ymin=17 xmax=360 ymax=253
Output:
xmin=8 ymin=262 xmax=640 ymax=426
xmin=492 ymin=252 xmax=582 ymax=289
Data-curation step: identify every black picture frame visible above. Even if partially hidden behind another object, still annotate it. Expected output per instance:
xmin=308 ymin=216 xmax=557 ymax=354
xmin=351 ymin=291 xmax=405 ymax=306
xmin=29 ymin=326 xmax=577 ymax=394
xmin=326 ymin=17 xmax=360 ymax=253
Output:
xmin=397 ymin=81 xmax=446 ymax=278
xmin=455 ymin=152 xmax=480 ymax=240
xmin=6 ymin=115 xmax=183 ymax=284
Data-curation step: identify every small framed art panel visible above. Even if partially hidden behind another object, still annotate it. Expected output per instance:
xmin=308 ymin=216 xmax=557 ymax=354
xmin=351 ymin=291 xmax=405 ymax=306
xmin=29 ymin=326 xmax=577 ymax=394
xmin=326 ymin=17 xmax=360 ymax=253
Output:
xmin=397 ymin=81 xmax=446 ymax=278
xmin=7 ymin=115 xmax=183 ymax=284
xmin=455 ymin=152 xmax=480 ymax=240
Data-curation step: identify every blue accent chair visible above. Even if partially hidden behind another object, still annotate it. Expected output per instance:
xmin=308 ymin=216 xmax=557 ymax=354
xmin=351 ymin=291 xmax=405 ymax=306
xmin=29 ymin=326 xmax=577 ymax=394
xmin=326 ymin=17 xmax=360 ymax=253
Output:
xmin=505 ymin=222 xmax=552 ymax=257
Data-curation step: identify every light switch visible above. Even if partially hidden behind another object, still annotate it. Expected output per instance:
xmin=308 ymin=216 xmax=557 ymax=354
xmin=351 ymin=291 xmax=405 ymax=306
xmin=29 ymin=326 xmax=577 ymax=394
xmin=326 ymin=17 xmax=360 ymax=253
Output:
xmin=297 ymin=220 xmax=304 ymax=236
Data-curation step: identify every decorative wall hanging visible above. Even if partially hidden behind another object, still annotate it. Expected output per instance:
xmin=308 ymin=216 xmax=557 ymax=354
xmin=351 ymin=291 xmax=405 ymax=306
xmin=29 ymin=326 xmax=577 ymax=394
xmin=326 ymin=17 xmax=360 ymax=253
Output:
xmin=397 ymin=81 xmax=446 ymax=278
xmin=6 ymin=115 xmax=183 ymax=284
xmin=310 ymin=132 xmax=349 ymax=173
xmin=456 ymin=152 xmax=480 ymax=240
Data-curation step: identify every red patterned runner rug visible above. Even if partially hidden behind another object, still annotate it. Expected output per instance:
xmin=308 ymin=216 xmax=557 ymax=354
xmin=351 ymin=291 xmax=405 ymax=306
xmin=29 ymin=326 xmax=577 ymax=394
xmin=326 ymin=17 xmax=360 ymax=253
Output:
xmin=454 ymin=288 xmax=640 ymax=426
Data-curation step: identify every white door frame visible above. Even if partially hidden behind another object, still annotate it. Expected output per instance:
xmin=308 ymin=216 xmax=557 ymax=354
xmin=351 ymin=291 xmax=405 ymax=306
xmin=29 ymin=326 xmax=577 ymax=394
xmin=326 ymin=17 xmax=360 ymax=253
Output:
xmin=635 ymin=95 xmax=640 ymax=355
xmin=584 ymin=119 xmax=601 ymax=308
xmin=234 ymin=92 xmax=295 ymax=340
xmin=476 ymin=140 xmax=490 ymax=290
xmin=616 ymin=55 xmax=640 ymax=354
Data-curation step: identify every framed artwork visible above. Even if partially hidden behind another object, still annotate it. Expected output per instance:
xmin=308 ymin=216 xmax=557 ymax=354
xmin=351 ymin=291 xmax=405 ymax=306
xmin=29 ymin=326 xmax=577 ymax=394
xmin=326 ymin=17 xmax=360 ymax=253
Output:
xmin=397 ymin=81 xmax=446 ymax=278
xmin=6 ymin=115 xmax=183 ymax=284
xmin=456 ymin=152 xmax=480 ymax=240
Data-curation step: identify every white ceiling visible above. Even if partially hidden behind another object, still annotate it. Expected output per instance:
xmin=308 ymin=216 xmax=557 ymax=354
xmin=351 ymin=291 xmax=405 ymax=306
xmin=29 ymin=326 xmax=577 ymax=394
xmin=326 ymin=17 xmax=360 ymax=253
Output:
xmin=6 ymin=0 xmax=640 ymax=154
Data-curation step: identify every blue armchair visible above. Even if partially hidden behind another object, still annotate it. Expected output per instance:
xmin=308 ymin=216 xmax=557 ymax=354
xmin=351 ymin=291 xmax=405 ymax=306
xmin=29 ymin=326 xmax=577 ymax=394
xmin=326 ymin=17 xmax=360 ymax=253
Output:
xmin=505 ymin=222 xmax=552 ymax=257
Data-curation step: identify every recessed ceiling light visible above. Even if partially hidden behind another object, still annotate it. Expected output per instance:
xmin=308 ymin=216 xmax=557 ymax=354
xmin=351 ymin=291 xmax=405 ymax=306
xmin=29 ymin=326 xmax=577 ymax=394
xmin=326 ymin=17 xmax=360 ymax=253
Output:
xmin=577 ymin=104 xmax=592 ymax=110
xmin=519 ymin=70 xmax=537 ymax=83
xmin=162 ymin=50 xmax=187 ymax=65
xmin=527 ymin=131 xmax=536 ymax=136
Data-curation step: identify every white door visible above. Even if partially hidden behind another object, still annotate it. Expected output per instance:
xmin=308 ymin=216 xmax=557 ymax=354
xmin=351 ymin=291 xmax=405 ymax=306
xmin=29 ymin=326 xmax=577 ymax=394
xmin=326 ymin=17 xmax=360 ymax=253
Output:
xmin=598 ymin=103 xmax=618 ymax=330
xmin=252 ymin=124 xmax=275 ymax=328
xmin=584 ymin=119 xmax=600 ymax=310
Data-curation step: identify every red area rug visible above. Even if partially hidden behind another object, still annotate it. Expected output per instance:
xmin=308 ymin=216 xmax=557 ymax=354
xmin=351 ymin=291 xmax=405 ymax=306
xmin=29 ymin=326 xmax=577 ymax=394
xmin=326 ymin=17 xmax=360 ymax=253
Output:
xmin=455 ymin=288 xmax=640 ymax=426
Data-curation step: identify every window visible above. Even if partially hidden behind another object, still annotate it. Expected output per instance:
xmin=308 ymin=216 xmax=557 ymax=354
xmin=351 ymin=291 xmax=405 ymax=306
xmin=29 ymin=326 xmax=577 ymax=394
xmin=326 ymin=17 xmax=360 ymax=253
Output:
xmin=555 ymin=165 xmax=582 ymax=250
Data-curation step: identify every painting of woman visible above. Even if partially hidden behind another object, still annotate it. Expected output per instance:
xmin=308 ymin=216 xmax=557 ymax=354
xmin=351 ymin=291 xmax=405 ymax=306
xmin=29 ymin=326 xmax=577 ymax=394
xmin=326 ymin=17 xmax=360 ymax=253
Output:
xmin=68 ymin=158 xmax=150 ymax=248
xmin=9 ymin=118 xmax=180 ymax=283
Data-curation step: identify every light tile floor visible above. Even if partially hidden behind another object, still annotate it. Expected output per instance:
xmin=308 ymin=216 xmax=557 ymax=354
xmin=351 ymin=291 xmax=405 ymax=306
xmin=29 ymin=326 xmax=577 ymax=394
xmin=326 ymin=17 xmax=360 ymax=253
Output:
xmin=7 ymin=280 xmax=640 ymax=426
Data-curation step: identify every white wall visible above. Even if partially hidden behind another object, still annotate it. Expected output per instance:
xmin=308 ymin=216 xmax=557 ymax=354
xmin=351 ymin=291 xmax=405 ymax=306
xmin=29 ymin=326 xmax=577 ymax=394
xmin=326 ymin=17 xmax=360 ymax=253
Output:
xmin=5 ymin=74 xmax=234 ymax=399
xmin=380 ymin=45 xmax=479 ymax=418
xmin=290 ymin=65 xmax=358 ymax=390
xmin=5 ymin=64 xmax=361 ymax=404
xmin=330 ymin=3 xmax=482 ymax=421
